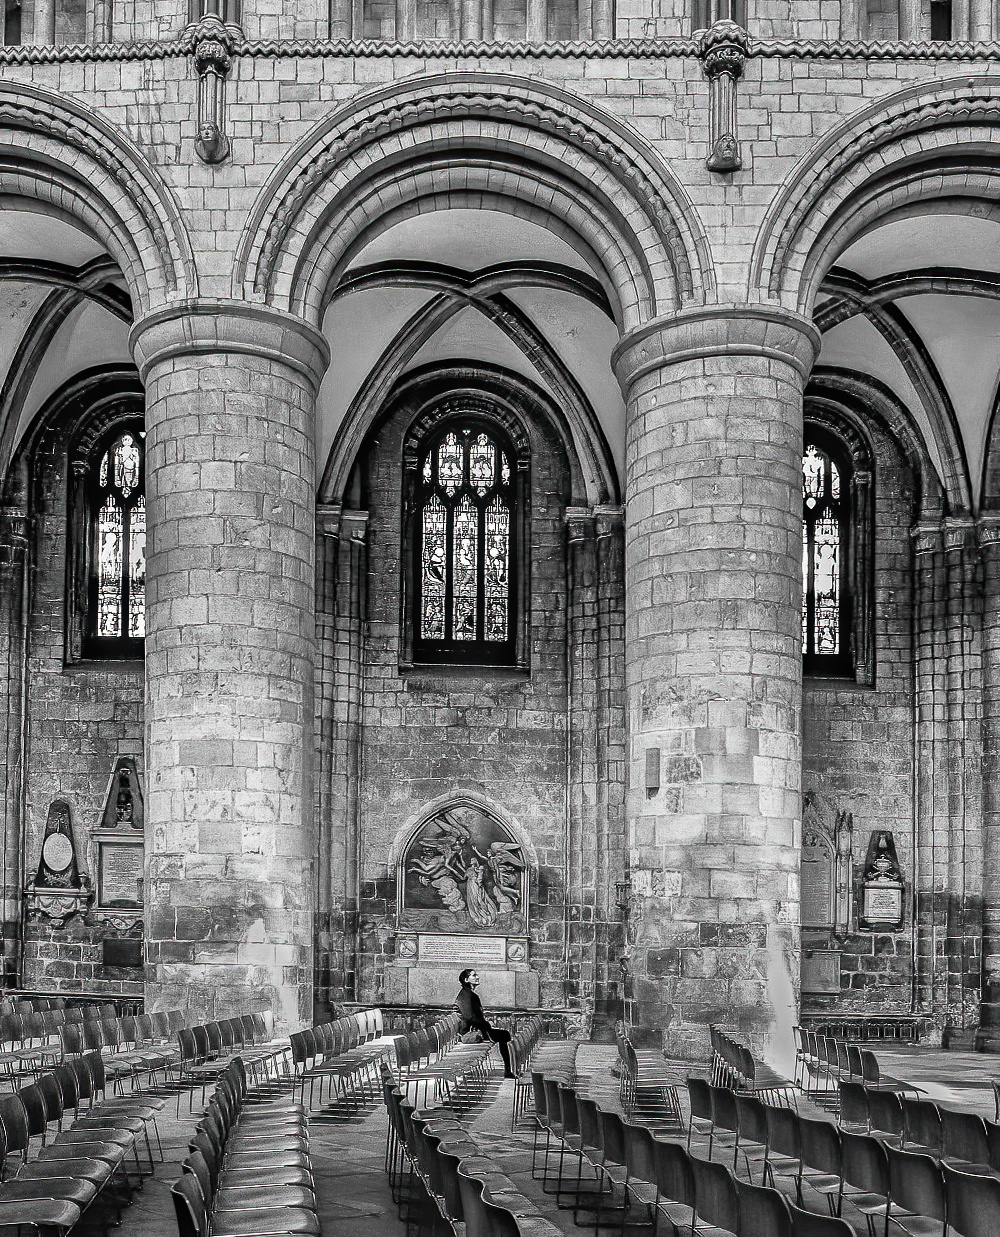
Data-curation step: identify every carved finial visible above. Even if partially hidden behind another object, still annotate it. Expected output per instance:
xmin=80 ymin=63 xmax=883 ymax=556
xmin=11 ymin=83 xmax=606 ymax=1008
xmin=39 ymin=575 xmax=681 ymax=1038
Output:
xmin=699 ymin=19 xmax=750 ymax=174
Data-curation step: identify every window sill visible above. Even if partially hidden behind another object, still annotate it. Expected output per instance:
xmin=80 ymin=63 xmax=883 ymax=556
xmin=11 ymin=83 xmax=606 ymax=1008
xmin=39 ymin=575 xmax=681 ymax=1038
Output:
xmin=399 ymin=661 xmax=530 ymax=682
xmin=803 ymin=675 xmax=875 ymax=692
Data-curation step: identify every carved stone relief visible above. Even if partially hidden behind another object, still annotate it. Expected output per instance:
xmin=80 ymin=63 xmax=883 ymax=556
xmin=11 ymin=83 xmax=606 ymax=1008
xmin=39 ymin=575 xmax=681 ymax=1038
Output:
xmin=399 ymin=804 xmax=527 ymax=935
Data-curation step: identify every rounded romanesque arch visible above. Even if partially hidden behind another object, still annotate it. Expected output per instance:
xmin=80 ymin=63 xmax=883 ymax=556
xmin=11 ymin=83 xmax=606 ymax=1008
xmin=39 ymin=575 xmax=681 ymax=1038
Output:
xmin=753 ymin=77 xmax=1000 ymax=317
xmin=0 ymin=81 xmax=196 ymax=314
xmin=234 ymin=73 xmax=715 ymax=331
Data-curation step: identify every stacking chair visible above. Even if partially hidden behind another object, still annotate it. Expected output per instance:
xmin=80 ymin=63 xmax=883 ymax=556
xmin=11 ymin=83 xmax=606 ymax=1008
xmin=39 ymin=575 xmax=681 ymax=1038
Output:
xmin=942 ymin=1161 xmax=1000 ymax=1237
xmin=650 ymin=1136 xmax=699 ymax=1237
xmin=838 ymin=1080 xmax=870 ymax=1133
xmin=686 ymin=1077 xmax=714 ymax=1152
xmin=884 ymin=1144 xmax=946 ymax=1237
xmin=867 ymin=1087 xmax=905 ymax=1146
xmin=938 ymin=1107 xmax=991 ymax=1171
xmin=171 ymin=1169 xmax=319 ymax=1237
xmin=901 ymin=1097 xmax=942 ymax=1155
xmin=620 ymin=1120 xmax=661 ymax=1230
xmin=796 ymin=1115 xmax=842 ymax=1212
xmin=764 ymin=1102 xmax=802 ymax=1196
xmin=184 ymin=1147 xmax=316 ymax=1213
xmin=733 ymin=1092 xmax=770 ymax=1182
xmin=787 ymin=1199 xmax=857 ymax=1237
xmin=838 ymin=1131 xmax=890 ymax=1237
xmin=707 ymin=1084 xmax=739 ymax=1164
xmin=690 ymin=1153 xmax=740 ymax=1235
xmin=735 ymin=1175 xmax=793 ymax=1237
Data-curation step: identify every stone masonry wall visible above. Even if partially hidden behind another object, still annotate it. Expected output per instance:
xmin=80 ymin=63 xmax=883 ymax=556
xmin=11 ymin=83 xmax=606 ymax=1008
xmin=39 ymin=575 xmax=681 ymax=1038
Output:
xmin=802 ymin=420 xmax=916 ymax=1019
xmin=21 ymin=421 xmax=144 ymax=997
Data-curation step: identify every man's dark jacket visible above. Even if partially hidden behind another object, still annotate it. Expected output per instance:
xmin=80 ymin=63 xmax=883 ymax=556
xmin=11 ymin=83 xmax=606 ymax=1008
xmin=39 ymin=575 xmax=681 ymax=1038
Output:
xmin=455 ymin=984 xmax=493 ymax=1037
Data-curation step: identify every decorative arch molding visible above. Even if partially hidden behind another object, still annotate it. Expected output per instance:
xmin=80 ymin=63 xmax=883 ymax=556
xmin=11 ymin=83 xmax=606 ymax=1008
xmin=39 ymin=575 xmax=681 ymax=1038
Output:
xmin=235 ymin=73 xmax=715 ymax=329
xmin=753 ymin=77 xmax=1000 ymax=313
xmin=0 ymin=81 xmax=196 ymax=311
xmin=806 ymin=366 xmax=947 ymax=523
xmin=388 ymin=789 xmax=539 ymax=878
xmin=318 ymin=281 xmax=621 ymax=508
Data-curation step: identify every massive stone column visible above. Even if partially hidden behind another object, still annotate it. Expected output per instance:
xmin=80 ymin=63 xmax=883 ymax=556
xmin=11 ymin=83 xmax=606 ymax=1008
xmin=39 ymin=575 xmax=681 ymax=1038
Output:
xmin=977 ymin=520 xmax=1000 ymax=1050
xmin=131 ymin=302 xmax=329 ymax=1031
xmin=613 ymin=306 xmax=820 ymax=1062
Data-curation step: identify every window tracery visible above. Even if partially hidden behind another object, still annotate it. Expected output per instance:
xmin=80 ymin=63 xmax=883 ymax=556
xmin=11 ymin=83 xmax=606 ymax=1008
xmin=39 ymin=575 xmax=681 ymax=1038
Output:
xmin=412 ymin=421 xmax=517 ymax=664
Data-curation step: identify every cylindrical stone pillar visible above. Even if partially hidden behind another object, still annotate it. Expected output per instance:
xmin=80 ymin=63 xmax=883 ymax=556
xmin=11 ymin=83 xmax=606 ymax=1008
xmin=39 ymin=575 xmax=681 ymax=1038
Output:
xmin=612 ymin=305 xmax=820 ymax=1063
xmin=130 ymin=302 xmax=330 ymax=1032
xmin=977 ymin=521 xmax=1000 ymax=1049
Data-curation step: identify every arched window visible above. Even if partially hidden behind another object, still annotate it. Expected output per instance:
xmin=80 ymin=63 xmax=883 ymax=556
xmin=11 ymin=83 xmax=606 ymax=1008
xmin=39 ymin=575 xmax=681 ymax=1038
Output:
xmin=85 ymin=423 xmax=145 ymax=657
xmin=802 ymin=431 xmax=854 ymax=677
xmin=411 ymin=421 xmax=517 ymax=665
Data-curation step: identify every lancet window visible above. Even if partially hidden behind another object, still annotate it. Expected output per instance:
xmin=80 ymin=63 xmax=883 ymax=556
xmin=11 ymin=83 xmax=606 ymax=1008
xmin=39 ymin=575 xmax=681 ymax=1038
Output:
xmin=802 ymin=433 xmax=853 ymax=677
xmin=86 ymin=424 xmax=146 ymax=656
xmin=412 ymin=421 xmax=517 ymax=665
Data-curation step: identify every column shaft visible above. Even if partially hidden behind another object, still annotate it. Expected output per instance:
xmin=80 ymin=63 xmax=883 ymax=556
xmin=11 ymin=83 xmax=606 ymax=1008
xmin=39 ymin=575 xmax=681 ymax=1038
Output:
xmin=978 ymin=526 xmax=1000 ymax=1048
xmin=613 ymin=306 xmax=819 ymax=1061
xmin=131 ymin=303 xmax=328 ymax=1032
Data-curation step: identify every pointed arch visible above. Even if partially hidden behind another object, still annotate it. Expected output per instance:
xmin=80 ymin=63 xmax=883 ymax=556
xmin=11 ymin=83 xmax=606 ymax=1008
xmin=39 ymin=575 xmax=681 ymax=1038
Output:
xmin=234 ymin=73 xmax=715 ymax=331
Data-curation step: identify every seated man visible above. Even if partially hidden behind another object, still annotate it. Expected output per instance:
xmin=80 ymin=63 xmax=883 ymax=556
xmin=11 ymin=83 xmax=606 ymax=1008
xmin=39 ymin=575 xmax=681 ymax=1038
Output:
xmin=455 ymin=968 xmax=514 ymax=1078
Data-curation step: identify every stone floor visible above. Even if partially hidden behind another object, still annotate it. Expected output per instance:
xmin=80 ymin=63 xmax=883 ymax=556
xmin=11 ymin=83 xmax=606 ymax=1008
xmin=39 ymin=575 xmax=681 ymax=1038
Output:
xmin=109 ymin=1041 xmax=1000 ymax=1237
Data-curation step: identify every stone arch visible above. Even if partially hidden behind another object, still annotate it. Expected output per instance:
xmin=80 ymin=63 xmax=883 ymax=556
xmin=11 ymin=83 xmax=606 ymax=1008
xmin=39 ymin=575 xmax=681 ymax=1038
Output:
xmin=0 ymin=80 xmax=196 ymax=312
xmin=234 ymin=73 xmax=715 ymax=331
xmin=753 ymin=77 xmax=1000 ymax=316
xmin=806 ymin=367 xmax=947 ymax=524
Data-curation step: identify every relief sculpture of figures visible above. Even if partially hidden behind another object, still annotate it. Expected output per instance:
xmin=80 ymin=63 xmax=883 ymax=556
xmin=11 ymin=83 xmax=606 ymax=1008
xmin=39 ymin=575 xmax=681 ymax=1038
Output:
xmin=401 ymin=806 xmax=527 ymax=934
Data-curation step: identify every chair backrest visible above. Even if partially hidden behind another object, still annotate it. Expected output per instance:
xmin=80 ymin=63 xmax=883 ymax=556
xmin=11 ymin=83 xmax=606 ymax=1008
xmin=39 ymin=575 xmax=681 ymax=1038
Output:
xmin=866 ymin=1086 xmax=904 ymax=1140
xmin=942 ymin=1161 xmax=1000 ymax=1237
xmin=171 ymin=1170 xmax=208 ymax=1237
xmin=735 ymin=1177 xmax=793 ymax=1237
xmin=902 ymin=1097 xmax=942 ymax=1153
xmin=150 ymin=1011 xmax=171 ymax=1040
xmin=651 ymin=1137 xmax=694 ymax=1208
xmin=622 ymin=1120 xmax=657 ymax=1185
xmin=52 ymin=1064 xmax=80 ymax=1112
xmin=787 ymin=1199 xmax=856 ymax=1236
xmin=687 ymin=1076 xmax=713 ymax=1123
xmin=599 ymin=1108 xmax=627 ymax=1167
xmin=18 ymin=1083 xmax=50 ymax=1137
xmin=709 ymin=1084 xmax=739 ymax=1133
xmin=838 ymin=1080 xmax=869 ymax=1131
xmin=69 ymin=1057 xmax=94 ymax=1105
xmin=859 ymin=1049 xmax=882 ymax=1085
xmin=735 ymin=1093 xmax=768 ymax=1144
xmin=766 ymin=1103 xmax=800 ymax=1161
xmin=0 ymin=1094 xmax=30 ymax=1157
xmin=183 ymin=1151 xmax=215 ymax=1209
xmin=885 ymin=1145 xmax=945 ymax=1225
xmin=846 ymin=1044 xmax=864 ymax=1078
xmin=840 ymin=1131 xmax=888 ymax=1196
xmin=690 ymin=1154 xmax=739 ymax=1233
xmin=83 ymin=1050 xmax=107 ymax=1097
xmin=205 ymin=1022 xmax=224 ymax=1053
xmin=939 ymin=1107 xmax=989 ymax=1168
xmin=798 ymin=1116 xmax=841 ymax=1176
xmin=82 ymin=1020 xmax=105 ymax=1051
xmin=457 ymin=1169 xmax=490 ymax=1237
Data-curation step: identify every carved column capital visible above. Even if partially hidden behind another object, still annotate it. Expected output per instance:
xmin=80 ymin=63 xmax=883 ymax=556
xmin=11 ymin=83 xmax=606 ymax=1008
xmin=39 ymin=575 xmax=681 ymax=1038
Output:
xmin=911 ymin=520 xmax=944 ymax=556
xmin=699 ymin=19 xmax=750 ymax=79
xmin=594 ymin=504 xmax=624 ymax=540
xmin=341 ymin=510 xmax=370 ymax=545
xmin=317 ymin=503 xmax=342 ymax=540
xmin=565 ymin=507 xmax=595 ymax=544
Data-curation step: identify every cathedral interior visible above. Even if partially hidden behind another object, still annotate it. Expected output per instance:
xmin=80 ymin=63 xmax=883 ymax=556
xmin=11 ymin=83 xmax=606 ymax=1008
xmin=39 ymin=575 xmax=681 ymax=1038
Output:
xmin=1 ymin=0 xmax=1000 ymax=1079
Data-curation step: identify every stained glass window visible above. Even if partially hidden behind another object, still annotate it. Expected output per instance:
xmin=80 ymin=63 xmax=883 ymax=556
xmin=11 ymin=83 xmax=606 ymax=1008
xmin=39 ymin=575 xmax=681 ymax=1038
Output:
xmin=414 ymin=422 xmax=516 ymax=662
xmin=802 ymin=437 xmax=851 ymax=674
xmin=89 ymin=427 xmax=146 ymax=651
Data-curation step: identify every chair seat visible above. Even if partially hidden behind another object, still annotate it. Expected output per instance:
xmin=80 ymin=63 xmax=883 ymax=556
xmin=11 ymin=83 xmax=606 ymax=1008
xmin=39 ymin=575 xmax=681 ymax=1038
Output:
xmin=220 ymin=1166 xmax=316 ymax=1190
xmin=209 ymin=1206 xmax=322 ymax=1237
xmin=0 ymin=1195 xmax=82 ymax=1228
xmin=19 ymin=1156 xmax=115 ymax=1188
xmin=1 ymin=1174 xmax=99 ymax=1208
xmin=213 ymin=1185 xmax=317 ymax=1211
xmin=223 ymin=1149 xmax=313 ymax=1171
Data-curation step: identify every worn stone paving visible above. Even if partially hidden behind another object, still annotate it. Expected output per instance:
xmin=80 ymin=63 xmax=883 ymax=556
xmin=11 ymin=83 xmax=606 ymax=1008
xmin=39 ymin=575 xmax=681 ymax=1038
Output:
xmin=108 ymin=1042 xmax=1000 ymax=1237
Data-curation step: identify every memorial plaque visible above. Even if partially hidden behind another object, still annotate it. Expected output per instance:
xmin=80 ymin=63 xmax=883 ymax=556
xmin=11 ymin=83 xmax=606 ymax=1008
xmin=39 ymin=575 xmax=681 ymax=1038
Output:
xmin=418 ymin=934 xmax=506 ymax=965
xmin=98 ymin=841 xmax=143 ymax=908
xmin=862 ymin=884 xmax=902 ymax=925
xmin=801 ymin=849 xmax=833 ymax=927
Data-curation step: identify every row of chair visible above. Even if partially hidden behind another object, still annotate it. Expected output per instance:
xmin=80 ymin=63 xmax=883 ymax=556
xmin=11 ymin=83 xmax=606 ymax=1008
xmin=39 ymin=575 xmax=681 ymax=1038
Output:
xmin=172 ymin=1057 xmax=320 ymax=1237
xmin=711 ymin=1025 xmax=797 ymax=1105
xmin=795 ymin=1026 xmax=910 ymax=1095
xmin=0 ymin=1053 xmax=163 ymax=1235
xmin=506 ymin=1015 xmax=548 ymax=1128
xmin=59 ymin=1009 xmax=186 ymax=1093
xmin=840 ymin=1079 xmax=1000 ymax=1176
xmin=394 ymin=1013 xmax=498 ymax=1110
xmin=0 ymin=996 xmax=102 ymax=1017
xmin=176 ymin=1013 xmax=289 ymax=1112
xmin=533 ymin=1067 xmax=852 ymax=1237
xmin=686 ymin=1076 xmax=999 ymax=1236
xmin=289 ymin=1007 xmax=396 ymax=1110
xmin=615 ymin=1020 xmax=684 ymax=1125
xmin=385 ymin=1063 xmax=562 ymax=1237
